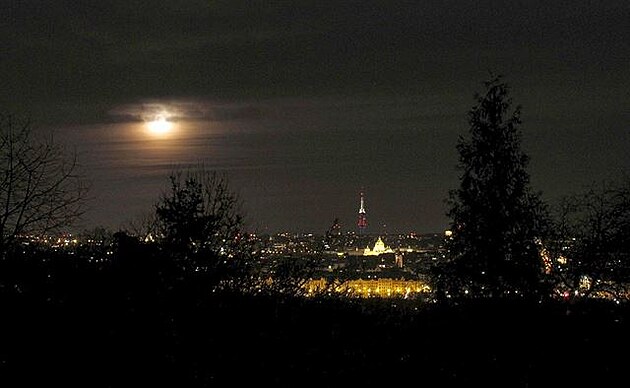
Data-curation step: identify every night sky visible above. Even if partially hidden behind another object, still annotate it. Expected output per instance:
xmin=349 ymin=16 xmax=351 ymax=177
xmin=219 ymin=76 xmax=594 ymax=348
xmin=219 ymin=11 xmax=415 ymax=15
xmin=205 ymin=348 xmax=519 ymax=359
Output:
xmin=2 ymin=0 xmax=629 ymax=234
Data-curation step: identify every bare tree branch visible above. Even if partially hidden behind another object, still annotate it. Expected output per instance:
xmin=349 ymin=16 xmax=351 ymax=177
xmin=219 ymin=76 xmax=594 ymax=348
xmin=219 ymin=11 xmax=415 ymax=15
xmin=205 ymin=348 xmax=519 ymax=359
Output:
xmin=0 ymin=113 xmax=88 ymax=256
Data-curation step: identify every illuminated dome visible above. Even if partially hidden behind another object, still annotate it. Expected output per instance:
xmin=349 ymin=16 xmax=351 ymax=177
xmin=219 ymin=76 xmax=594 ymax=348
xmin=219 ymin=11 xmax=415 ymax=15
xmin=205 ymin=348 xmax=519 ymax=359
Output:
xmin=363 ymin=237 xmax=394 ymax=256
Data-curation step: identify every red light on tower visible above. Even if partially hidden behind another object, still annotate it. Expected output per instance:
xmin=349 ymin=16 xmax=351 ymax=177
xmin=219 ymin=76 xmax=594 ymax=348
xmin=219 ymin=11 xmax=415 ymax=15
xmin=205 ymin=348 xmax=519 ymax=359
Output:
xmin=357 ymin=191 xmax=368 ymax=233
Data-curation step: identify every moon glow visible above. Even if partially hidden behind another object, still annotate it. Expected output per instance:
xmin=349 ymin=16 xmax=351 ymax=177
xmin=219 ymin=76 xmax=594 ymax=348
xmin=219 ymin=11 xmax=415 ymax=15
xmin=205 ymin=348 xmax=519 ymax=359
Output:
xmin=147 ymin=116 xmax=173 ymax=135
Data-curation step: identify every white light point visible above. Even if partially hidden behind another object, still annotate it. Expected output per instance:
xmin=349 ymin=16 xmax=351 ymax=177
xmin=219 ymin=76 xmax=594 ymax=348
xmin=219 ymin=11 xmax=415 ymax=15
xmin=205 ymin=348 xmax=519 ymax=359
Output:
xmin=147 ymin=115 xmax=173 ymax=135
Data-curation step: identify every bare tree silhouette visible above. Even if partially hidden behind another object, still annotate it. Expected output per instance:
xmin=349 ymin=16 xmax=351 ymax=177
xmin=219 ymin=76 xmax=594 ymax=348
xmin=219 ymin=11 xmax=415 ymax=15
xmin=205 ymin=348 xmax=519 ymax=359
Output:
xmin=154 ymin=165 xmax=254 ymax=281
xmin=551 ymin=178 xmax=630 ymax=299
xmin=0 ymin=114 xmax=88 ymax=257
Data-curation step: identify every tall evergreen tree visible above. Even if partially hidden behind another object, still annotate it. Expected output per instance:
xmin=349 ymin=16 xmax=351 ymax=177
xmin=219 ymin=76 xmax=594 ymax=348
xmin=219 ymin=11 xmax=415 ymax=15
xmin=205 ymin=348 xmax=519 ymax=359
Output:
xmin=446 ymin=77 xmax=549 ymax=298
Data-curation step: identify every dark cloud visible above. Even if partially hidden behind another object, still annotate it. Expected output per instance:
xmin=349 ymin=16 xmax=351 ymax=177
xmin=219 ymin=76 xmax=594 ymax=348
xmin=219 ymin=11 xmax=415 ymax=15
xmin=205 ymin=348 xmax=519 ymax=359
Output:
xmin=4 ymin=1 xmax=628 ymax=108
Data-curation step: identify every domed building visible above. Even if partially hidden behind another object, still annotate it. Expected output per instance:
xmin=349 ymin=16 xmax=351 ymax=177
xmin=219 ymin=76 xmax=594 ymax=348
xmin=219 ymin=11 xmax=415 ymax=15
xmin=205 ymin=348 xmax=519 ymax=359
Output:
xmin=363 ymin=237 xmax=394 ymax=256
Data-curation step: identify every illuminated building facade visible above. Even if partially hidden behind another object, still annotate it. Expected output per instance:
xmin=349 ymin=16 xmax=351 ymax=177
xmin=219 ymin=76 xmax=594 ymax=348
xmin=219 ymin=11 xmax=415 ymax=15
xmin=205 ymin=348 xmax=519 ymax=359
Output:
xmin=395 ymin=250 xmax=404 ymax=268
xmin=305 ymin=278 xmax=431 ymax=298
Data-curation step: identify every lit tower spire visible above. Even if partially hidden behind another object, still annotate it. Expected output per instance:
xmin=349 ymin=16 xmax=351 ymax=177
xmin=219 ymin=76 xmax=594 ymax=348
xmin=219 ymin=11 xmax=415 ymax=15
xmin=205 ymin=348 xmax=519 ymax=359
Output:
xmin=357 ymin=191 xmax=368 ymax=234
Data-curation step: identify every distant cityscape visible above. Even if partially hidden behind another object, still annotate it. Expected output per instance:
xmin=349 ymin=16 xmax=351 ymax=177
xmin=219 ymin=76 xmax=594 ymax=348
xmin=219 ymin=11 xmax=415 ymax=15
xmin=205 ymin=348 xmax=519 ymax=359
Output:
xmin=16 ymin=188 xmax=627 ymax=303
xmin=17 ymin=190 xmax=450 ymax=298
xmin=18 ymin=228 xmax=445 ymax=295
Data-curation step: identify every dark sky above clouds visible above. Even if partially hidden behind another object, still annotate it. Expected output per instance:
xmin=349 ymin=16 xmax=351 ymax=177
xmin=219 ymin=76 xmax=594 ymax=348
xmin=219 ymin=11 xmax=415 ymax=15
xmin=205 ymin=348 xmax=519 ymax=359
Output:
xmin=1 ymin=0 xmax=629 ymax=233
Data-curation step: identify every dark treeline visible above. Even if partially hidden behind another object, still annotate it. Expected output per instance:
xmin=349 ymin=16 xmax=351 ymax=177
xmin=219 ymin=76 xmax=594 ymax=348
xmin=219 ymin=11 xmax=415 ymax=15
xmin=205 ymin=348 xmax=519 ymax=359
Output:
xmin=2 ymin=243 xmax=630 ymax=387
xmin=1 ymin=78 xmax=630 ymax=386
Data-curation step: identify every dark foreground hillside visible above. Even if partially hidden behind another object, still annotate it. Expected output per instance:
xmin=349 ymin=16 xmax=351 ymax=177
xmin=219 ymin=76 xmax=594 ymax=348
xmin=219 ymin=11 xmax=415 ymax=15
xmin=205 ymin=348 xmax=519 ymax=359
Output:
xmin=1 ymin=254 xmax=629 ymax=387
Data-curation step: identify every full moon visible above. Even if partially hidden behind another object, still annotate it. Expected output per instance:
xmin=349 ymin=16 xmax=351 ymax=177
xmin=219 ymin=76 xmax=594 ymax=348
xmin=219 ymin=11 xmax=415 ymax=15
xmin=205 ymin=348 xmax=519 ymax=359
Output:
xmin=147 ymin=116 xmax=173 ymax=135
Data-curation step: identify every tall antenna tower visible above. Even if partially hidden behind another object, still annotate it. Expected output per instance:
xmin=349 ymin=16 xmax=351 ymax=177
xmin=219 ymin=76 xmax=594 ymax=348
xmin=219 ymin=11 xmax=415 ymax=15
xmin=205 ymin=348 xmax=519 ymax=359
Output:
xmin=357 ymin=191 xmax=368 ymax=234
